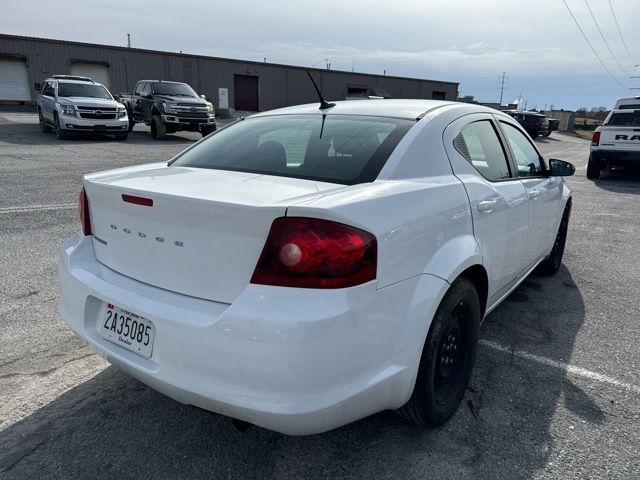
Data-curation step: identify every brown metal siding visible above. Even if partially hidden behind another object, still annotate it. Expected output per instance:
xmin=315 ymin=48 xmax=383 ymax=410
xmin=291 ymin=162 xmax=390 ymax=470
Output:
xmin=0 ymin=34 xmax=459 ymax=108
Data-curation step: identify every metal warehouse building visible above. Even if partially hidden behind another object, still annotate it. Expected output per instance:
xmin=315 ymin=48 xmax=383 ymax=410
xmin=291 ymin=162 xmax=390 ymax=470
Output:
xmin=0 ymin=34 xmax=459 ymax=113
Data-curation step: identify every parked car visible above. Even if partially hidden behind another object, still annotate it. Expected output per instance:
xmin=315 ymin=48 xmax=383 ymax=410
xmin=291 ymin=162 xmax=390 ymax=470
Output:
xmin=59 ymin=99 xmax=574 ymax=435
xmin=37 ymin=75 xmax=129 ymax=140
xmin=503 ymin=110 xmax=549 ymax=138
xmin=118 ymin=80 xmax=216 ymax=139
xmin=588 ymin=109 xmax=640 ymax=179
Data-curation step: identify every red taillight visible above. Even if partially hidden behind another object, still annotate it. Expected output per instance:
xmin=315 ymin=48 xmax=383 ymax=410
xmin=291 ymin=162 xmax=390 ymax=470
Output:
xmin=251 ymin=217 xmax=377 ymax=289
xmin=79 ymin=187 xmax=92 ymax=235
xmin=122 ymin=194 xmax=153 ymax=207
xmin=591 ymin=131 xmax=601 ymax=146
xmin=536 ymin=120 xmax=542 ymax=128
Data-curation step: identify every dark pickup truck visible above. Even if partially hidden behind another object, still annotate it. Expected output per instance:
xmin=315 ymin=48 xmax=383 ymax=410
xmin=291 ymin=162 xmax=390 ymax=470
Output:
xmin=503 ymin=110 xmax=549 ymax=138
xmin=118 ymin=80 xmax=216 ymax=139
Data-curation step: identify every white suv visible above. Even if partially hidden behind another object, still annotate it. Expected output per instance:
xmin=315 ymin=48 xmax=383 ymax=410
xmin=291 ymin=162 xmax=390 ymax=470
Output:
xmin=37 ymin=75 xmax=129 ymax=140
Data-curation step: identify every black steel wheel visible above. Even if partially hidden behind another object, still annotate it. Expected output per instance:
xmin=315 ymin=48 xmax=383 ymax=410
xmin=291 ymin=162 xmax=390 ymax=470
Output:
xmin=397 ymin=277 xmax=480 ymax=426
xmin=539 ymin=204 xmax=571 ymax=275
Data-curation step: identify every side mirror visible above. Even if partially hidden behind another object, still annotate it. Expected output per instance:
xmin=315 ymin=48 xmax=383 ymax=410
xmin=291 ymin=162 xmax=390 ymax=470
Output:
xmin=548 ymin=158 xmax=575 ymax=177
xmin=200 ymin=94 xmax=206 ymax=99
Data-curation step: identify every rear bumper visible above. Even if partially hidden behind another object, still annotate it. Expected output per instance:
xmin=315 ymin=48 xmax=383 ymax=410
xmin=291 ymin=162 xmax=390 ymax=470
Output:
xmin=590 ymin=149 xmax=640 ymax=167
xmin=58 ymin=234 xmax=448 ymax=435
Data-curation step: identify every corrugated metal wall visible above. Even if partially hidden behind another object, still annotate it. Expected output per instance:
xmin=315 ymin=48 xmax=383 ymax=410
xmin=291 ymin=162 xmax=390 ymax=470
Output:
xmin=0 ymin=34 xmax=459 ymax=110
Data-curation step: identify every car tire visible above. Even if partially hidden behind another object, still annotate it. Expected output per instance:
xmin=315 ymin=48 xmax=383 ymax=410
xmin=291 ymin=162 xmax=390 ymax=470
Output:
xmin=543 ymin=132 xmax=551 ymax=137
xmin=539 ymin=204 xmax=571 ymax=276
xmin=127 ymin=114 xmax=135 ymax=132
xmin=397 ymin=277 xmax=480 ymax=426
xmin=200 ymin=125 xmax=216 ymax=137
xmin=115 ymin=133 xmax=128 ymax=141
xmin=586 ymin=156 xmax=600 ymax=179
xmin=38 ymin=109 xmax=52 ymax=133
xmin=151 ymin=114 xmax=166 ymax=140
xmin=54 ymin=114 xmax=66 ymax=140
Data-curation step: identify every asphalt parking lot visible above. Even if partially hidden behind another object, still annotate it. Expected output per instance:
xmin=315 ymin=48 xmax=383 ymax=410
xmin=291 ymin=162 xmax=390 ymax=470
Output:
xmin=1 ymin=111 xmax=639 ymax=480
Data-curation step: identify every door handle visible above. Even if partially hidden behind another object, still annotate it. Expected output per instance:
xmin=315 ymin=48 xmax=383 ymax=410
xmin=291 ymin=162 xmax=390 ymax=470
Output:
xmin=477 ymin=199 xmax=499 ymax=212
xmin=529 ymin=189 xmax=542 ymax=199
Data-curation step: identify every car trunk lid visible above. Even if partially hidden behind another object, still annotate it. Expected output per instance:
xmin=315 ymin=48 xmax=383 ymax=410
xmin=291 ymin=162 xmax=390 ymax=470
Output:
xmin=84 ymin=164 xmax=342 ymax=303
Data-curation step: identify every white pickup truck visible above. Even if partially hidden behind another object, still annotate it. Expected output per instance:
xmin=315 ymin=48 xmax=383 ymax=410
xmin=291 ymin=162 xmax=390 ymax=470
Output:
xmin=588 ymin=109 xmax=640 ymax=179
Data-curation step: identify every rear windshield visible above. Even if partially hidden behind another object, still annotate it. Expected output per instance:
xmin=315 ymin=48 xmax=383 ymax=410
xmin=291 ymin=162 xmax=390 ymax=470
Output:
xmin=170 ymin=115 xmax=414 ymax=185
xmin=607 ymin=112 xmax=640 ymax=126
xmin=58 ymin=83 xmax=112 ymax=99
xmin=618 ymin=104 xmax=640 ymax=110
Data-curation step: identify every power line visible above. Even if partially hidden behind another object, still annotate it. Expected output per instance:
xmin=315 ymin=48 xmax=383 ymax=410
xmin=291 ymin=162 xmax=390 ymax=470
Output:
xmin=584 ymin=0 xmax=627 ymax=74
xmin=561 ymin=0 xmax=627 ymax=89
xmin=608 ymin=0 xmax=638 ymax=66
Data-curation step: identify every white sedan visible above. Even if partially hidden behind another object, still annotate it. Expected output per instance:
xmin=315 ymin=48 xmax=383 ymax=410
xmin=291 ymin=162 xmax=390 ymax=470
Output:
xmin=59 ymin=99 xmax=574 ymax=435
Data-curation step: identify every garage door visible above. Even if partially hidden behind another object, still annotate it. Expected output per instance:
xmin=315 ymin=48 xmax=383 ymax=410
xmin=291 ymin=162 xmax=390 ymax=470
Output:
xmin=71 ymin=63 xmax=110 ymax=89
xmin=234 ymin=75 xmax=259 ymax=111
xmin=0 ymin=59 xmax=31 ymax=101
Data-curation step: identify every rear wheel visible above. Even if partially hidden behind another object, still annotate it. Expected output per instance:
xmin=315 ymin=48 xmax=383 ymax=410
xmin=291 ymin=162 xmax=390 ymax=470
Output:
xmin=127 ymin=111 xmax=135 ymax=132
xmin=586 ymin=156 xmax=601 ymax=179
xmin=150 ymin=114 xmax=166 ymax=140
xmin=397 ymin=278 xmax=480 ymax=426
xmin=539 ymin=204 xmax=570 ymax=275
xmin=39 ymin=109 xmax=51 ymax=133
xmin=54 ymin=114 xmax=66 ymax=140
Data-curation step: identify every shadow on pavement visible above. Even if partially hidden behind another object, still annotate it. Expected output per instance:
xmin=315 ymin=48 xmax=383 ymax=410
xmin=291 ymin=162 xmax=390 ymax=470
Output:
xmin=0 ymin=265 xmax=588 ymax=479
xmin=592 ymin=169 xmax=640 ymax=194
xmin=0 ymin=123 xmax=199 ymax=146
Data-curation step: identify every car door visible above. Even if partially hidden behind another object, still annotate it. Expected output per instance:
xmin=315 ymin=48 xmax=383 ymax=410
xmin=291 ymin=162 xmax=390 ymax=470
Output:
xmin=41 ymin=81 xmax=55 ymax=121
xmin=132 ymin=82 xmax=147 ymax=121
xmin=498 ymin=118 xmax=562 ymax=265
xmin=444 ymin=113 xmax=530 ymax=300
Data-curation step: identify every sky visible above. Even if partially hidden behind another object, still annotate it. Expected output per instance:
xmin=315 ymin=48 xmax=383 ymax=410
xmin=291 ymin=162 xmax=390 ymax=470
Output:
xmin=2 ymin=0 xmax=639 ymax=110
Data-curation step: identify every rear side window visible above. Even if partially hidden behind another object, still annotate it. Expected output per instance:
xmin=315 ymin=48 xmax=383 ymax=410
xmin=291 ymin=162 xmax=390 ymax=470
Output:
xmin=170 ymin=115 xmax=414 ymax=185
xmin=607 ymin=112 xmax=640 ymax=126
xmin=454 ymin=120 xmax=511 ymax=181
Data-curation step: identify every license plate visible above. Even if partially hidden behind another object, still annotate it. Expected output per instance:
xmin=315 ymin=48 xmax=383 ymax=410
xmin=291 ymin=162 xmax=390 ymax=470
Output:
xmin=100 ymin=304 xmax=155 ymax=358
xmin=94 ymin=125 xmax=106 ymax=132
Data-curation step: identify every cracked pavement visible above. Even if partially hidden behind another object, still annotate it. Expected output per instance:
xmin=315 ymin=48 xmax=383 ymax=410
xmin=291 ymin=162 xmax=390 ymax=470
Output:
xmin=0 ymin=112 xmax=639 ymax=479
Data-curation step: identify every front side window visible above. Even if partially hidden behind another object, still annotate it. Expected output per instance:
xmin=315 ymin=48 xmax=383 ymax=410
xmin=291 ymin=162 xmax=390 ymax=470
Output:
xmin=42 ymin=82 xmax=54 ymax=96
xmin=170 ymin=115 xmax=414 ymax=185
xmin=57 ymin=83 xmax=112 ymax=99
xmin=500 ymin=122 xmax=544 ymax=177
xmin=454 ymin=120 xmax=511 ymax=181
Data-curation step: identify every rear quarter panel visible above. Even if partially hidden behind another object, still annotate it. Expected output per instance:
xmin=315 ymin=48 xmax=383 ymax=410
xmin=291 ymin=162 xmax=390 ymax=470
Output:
xmin=287 ymin=177 xmax=477 ymax=289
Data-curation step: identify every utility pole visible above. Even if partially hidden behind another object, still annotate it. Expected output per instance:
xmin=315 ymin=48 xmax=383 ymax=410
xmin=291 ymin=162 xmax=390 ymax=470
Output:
xmin=127 ymin=33 xmax=131 ymax=48
xmin=498 ymin=72 xmax=508 ymax=106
